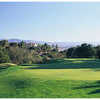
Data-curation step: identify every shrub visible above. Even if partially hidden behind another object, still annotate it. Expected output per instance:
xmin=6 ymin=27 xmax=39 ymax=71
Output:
xmin=0 ymin=48 xmax=10 ymax=63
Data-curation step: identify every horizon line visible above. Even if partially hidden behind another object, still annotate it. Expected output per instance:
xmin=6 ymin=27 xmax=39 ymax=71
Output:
xmin=0 ymin=38 xmax=100 ymax=43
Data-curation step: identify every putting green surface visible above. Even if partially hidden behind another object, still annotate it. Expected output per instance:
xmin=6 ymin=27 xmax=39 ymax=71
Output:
xmin=0 ymin=58 xmax=100 ymax=98
xmin=21 ymin=69 xmax=100 ymax=80
xmin=19 ymin=58 xmax=100 ymax=80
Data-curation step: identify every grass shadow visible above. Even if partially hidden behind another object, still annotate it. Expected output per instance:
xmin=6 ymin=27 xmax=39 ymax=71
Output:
xmin=0 ymin=66 xmax=9 ymax=72
xmin=88 ymin=89 xmax=100 ymax=94
xmin=74 ymin=80 xmax=100 ymax=95
xmin=20 ymin=58 xmax=100 ymax=71
xmin=74 ymin=85 xmax=100 ymax=89
xmin=6 ymin=78 xmax=33 ymax=90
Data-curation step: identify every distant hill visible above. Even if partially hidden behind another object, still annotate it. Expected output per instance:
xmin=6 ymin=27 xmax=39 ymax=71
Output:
xmin=0 ymin=38 xmax=100 ymax=50
xmin=7 ymin=39 xmax=46 ymax=44
xmin=6 ymin=39 xmax=83 ymax=48
xmin=8 ymin=39 xmax=22 ymax=43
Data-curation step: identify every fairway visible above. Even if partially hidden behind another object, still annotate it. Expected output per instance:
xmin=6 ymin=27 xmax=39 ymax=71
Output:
xmin=0 ymin=58 xmax=100 ymax=98
xmin=22 ymin=69 xmax=100 ymax=80
xmin=21 ymin=58 xmax=100 ymax=80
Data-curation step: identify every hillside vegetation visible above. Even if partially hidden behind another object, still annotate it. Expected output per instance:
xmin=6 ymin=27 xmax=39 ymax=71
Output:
xmin=0 ymin=40 xmax=100 ymax=65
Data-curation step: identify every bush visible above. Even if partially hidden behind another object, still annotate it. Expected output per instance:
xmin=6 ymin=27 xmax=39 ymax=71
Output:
xmin=42 ymin=56 xmax=50 ymax=63
xmin=0 ymin=48 xmax=10 ymax=63
xmin=32 ymin=55 xmax=43 ymax=64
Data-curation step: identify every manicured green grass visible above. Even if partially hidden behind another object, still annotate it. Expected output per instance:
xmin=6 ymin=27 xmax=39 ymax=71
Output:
xmin=0 ymin=58 xmax=100 ymax=98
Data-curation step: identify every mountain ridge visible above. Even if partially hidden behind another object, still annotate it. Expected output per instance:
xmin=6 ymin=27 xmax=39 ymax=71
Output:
xmin=0 ymin=38 xmax=100 ymax=49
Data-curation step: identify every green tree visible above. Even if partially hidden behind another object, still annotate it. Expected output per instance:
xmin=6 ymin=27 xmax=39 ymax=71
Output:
xmin=66 ymin=47 xmax=76 ymax=58
xmin=72 ymin=43 xmax=96 ymax=58
xmin=0 ymin=40 xmax=9 ymax=47
xmin=9 ymin=42 xmax=18 ymax=47
xmin=95 ymin=45 xmax=100 ymax=58
xmin=0 ymin=48 xmax=10 ymax=63
xmin=18 ymin=41 xmax=26 ymax=48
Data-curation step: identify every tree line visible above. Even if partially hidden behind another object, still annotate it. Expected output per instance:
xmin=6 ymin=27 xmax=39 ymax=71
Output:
xmin=0 ymin=40 xmax=64 ymax=64
xmin=0 ymin=40 xmax=100 ymax=65
xmin=66 ymin=43 xmax=100 ymax=58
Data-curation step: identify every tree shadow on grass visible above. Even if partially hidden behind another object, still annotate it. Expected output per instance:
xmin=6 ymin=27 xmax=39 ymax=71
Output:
xmin=21 ymin=59 xmax=100 ymax=70
xmin=0 ymin=66 xmax=9 ymax=72
xmin=74 ymin=80 xmax=100 ymax=95
xmin=10 ymin=80 xmax=30 ymax=89
xmin=74 ymin=85 xmax=100 ymax=89
xmin=0 ymin=78 xmax=34 ymax=97
xmin=23 ymin=63 xmax=100 ymax=69
xmin=7 ymin=78 xmax=33 ymax=89
xmin=88 ymin=89 xmax=100 ymax=94
xmin=21 ymin=59 xmax=68 ymax=66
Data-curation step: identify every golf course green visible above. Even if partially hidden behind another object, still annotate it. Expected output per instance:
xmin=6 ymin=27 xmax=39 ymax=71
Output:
xmin=0 ymin=58 xmax=100 ymax=98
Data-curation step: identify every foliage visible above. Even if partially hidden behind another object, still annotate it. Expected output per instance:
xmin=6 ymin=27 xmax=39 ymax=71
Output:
xmin=0 ymin=40 xmax=9 ymax=47
xmin=1 ymin=39 xmax=100 ymax=64
xmin=66 ymin=47 xmax=76 ymax=58
xmin=0 ymin=48 xmax=10 ymax=63
xmin=95 ymin=45 xmax=100 ymax=59
xmin=66 ymin=43 xmax=96 ymax=58
xmin=0 ymin=40 xmax=62 ymax=64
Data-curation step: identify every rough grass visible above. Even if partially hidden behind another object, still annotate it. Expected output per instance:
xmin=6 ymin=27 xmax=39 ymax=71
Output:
xmin=0 ymin=58 xmax=100 ymax=98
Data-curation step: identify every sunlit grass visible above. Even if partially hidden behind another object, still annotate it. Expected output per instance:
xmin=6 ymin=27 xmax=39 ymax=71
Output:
xmin=0 ymin=58 xmax=100 ymax=98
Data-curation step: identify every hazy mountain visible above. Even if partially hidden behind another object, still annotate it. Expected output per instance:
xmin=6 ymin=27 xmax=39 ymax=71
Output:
xmin=6 ymin=39 xmax=82 ymax=48
xmin=6 ymin=39 xmax=45 ymax=44
xmin=1 ymin=39 xmax=100 ymax=50
xmin=8 ymin=39 xmax=22 ymax=43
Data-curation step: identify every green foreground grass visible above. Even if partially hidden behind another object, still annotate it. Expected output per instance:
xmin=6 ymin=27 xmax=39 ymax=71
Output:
xmin=0 ymin=58 xmax=100 ymax=98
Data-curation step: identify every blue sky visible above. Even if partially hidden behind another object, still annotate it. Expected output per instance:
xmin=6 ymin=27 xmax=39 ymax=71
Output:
xmin=0 ymin=2 xmax=100 ymax=42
